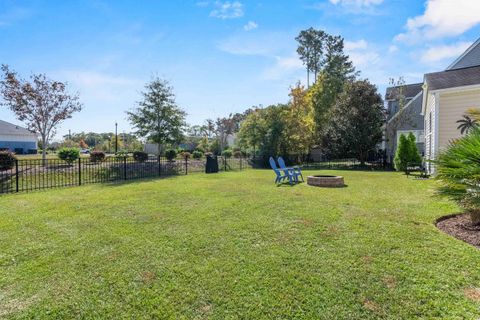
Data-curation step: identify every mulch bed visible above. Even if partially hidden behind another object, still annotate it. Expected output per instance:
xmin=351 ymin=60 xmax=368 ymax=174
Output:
xmin=436 ymin=213 xmax=480 ymax=248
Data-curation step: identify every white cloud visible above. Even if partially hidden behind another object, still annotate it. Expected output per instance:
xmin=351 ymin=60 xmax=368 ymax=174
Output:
xmin=421 ymin=41 xmax=472 ymax=63
xmin=243 ymin=21 xmax=258 ymax=31
xmin=395 ymin=0 xmax=480 ymax=43
xmin=345 ymin=39 xmax=368 ymax=50
xmin=56 ymin=70 xmax=142 ymax=102
xmin=328 ymin=0 xmax=383 ymax=13
xmin=344 ymin=39 xmax=379 ymax=67
xmin=210 ymin=1 xmax=244 ymax=19
xmin=262 ymin=55 xmax=304 ymax=80
xmin=388 ymin=45 xmax=398 ymax=53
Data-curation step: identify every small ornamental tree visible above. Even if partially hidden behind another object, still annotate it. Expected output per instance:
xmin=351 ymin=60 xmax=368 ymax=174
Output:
xmin=57 ymin=148 xmax=80 ymax=164
xmin=407 ymin=132 xmax=422 ymax=166
xmin=0 ymin=65 xmax=82 ymax=163
xmin=79 ymin=139 xmax=88 ymax=149
xmin=435 ymin=127 xmax=480 ymax=225
xmin=394 ymin=134 xmax=410 ymax=172
xmin=222 ymin=149 xmax=233 ymax=158
xmin=394 ymin=133 xmax=422 ymax=172
xmin=90 ymin=151 xmax=105 ymax=163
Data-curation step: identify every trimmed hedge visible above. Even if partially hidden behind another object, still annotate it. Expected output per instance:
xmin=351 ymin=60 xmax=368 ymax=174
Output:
xmin=58 ymin=148 xmax=80 ymax=164
xmin=0 ymin=151 xmax=16 ymax=171
xmin=133 ymin=151 xmax=148 ymax=162
xmin=90 ymin=151 xmax=106 ymax=163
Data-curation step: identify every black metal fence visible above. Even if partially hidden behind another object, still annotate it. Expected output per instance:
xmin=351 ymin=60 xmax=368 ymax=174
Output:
xmin=0 ymin=156 xmax=250 ymax=194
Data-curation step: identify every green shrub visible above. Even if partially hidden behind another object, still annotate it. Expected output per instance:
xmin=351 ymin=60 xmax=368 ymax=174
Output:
xmin=133 ymin=151 xmax=148 ymax=162
xmin=192 ymin=150 xmax=203 ymax=159
xmin=58 ymin=148 xmax=80 ymax=164
xmin=222 ymin=149 xmax=233 ymax=158
xmin=0 ymin=151 xmax=16 ymax=170
xmin=165 ymin=149 xmax=177 ymax=161
xmin=90 ymin=151 xmax=105 ymax=163
xmin=435 ymin=127 xmax=480 ymax=225
xmin=394 ymin=133 xmax=421 ymax=172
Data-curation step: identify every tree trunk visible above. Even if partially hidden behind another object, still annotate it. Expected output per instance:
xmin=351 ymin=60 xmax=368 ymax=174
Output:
xmin=41 ymin=136 xmax=47 ymax=166
xmin=469 ymin=209 xmax=480 ymax=226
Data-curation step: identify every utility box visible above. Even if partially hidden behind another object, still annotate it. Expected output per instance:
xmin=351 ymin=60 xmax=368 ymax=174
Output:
xmin=205 ymin=155 xmax=219 ymax=173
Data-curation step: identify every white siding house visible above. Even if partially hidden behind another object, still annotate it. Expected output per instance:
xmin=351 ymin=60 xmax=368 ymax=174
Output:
xmin=0 ymin=120 xmax=38 ymax=154
xmin=421 ymin=39 xmax=480 ymax=174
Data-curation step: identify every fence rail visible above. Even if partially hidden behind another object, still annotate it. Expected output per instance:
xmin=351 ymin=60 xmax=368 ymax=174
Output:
xmin=0 ymin=156 xmax=249 ymax=194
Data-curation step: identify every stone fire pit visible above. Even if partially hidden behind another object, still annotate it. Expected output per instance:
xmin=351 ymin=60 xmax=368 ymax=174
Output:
xmin=307 ymin=175 xmax=345 ymax=188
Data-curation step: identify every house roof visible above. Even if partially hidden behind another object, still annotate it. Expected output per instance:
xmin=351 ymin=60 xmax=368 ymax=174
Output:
xmin=0 ymin=120 xmax=36 ymax=136
xmin=446 ymin=38 xmax=480 ymax=70
xmin=424 ymin=65 xmax=480 ymax=91
xmin=385 ymin=83 xmax=423 ymax=100
xmin=386 ymin=91 xmax=423 ymax=125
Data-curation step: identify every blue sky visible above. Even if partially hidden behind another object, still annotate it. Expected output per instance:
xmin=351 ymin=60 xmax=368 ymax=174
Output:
xmin=1 ymin=0 xmax=479 ymax=139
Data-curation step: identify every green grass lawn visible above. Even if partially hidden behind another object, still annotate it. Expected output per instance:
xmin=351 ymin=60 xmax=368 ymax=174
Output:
xmin=1 ymin=170 xmax=479 ymax=319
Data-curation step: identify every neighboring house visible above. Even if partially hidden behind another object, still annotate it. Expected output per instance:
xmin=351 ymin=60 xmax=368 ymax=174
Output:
xmin=422 ymin=39 xmax=480 ymax=174
xmin=384 ymin=83 xmax=424 ymax=162
xmin=0 ymin=120 xmax=37 ymax=154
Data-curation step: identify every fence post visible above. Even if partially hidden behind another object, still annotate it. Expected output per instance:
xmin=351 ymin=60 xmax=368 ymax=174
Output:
xmin=15 ymin=159 xmax=19 ymax=192
xmin=158 ymin=155 xmax=161 ymax=177
xmin=123 ymin=156 xmax=127 ymax=180
xmin=240 ymin=157 xmax=242 ymax=170
xmin=224 ymin=156 xmax=227 ymax=172
xmin=185 ymin=157 xmax=188 ymax=175
xmin=78 ymin=158 xmax=82 ymax=186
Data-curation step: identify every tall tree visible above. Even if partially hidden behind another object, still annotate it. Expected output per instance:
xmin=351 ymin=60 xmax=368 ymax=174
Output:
xmin=0 ymin=65 xmax=82 ymax=162
xmin=295 ymin=28 xmax=326 ymax=87
xmin=323 ymin=80 xmax=384 ymax=165
xmin=127 ymin=78 xmax=186 ymax=155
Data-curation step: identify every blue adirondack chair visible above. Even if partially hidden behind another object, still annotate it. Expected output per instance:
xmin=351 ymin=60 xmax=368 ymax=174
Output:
xmin=269 ymin=157 xmax=294 ymax=185
xmin=278 ymin=157 xmax=304 ymax=182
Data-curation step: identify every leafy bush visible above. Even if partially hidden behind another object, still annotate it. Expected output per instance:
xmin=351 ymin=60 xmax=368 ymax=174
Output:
xmin=394 ymin=133 xmax=421 ymax=172
xmin=90 ymin=151 xmax=105 ymax=163
xmin=133 ymin=151 xmax=148 ymax=162
xmin=181 ymin=151 xmax=191 ymax=159
xmin=222 ymin=149 xmax=233 ymax=158
xmin=0 ymin=151 xmax=16 ymax=171
xmin=165 ymin=149 xmax=177 ymax=161
xmin=192 ymin=150 xmax=203 ymax=159
xmin=435 ymin=127 xmax=480 ymax=225
xmin=57 ymin=148 xmax=80 ymax=164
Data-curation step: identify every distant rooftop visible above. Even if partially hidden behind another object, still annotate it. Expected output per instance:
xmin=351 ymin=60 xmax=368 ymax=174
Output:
xmin=385 ymin=83 xmax=423 ymax=100
xmin=0 ymin=120 xmax=36 ymax=136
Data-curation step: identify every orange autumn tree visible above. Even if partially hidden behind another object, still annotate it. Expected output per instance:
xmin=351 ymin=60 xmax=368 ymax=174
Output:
xmin=79 ymin=139 xmax=88 ymax=149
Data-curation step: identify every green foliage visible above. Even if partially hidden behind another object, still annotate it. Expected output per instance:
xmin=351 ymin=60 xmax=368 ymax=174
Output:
xmin=222 ymin=149 xmax=233 ymax=158
xmin=127 ymin=78 xmax=186 ymax=152
xmin=394 ymin=133 xmax=422 ymax=172
xmin=133 ymin=151 xmax=148 ymax=162
xmin=165 ymin=149 xmax=177 ymax=161
xmin=0 ymin=151 xmax=16 ymax=170
xmin=435 ymin=127 xmax=480 ymax=224
xmin=57 ymin=148 xmax=80 ymax=164
xmin=90 ymin=151 xmax=105 ymax=163
xmin=192 ymin=150 xmax=203 ymax=159
xmin=322 ymin=80 xmax=384 ymax=164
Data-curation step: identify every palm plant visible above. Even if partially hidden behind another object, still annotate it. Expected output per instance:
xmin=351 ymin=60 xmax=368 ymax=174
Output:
xmin=435 ymin=127 xmax=480 ymax=225
xmin=456 ymin=114 xmax=478 ymax=135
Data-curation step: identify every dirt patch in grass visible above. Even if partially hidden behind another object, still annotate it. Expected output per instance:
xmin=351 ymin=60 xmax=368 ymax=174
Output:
xmin=362 ymin=298 xmax=381 ymax=313
xmin=464 ymin=288 xmax=480 ymax=302
xmin=383 ymin=275 xmax=396 ymax=289
xmin=436 ymin=214 xmax=480 ymax=248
